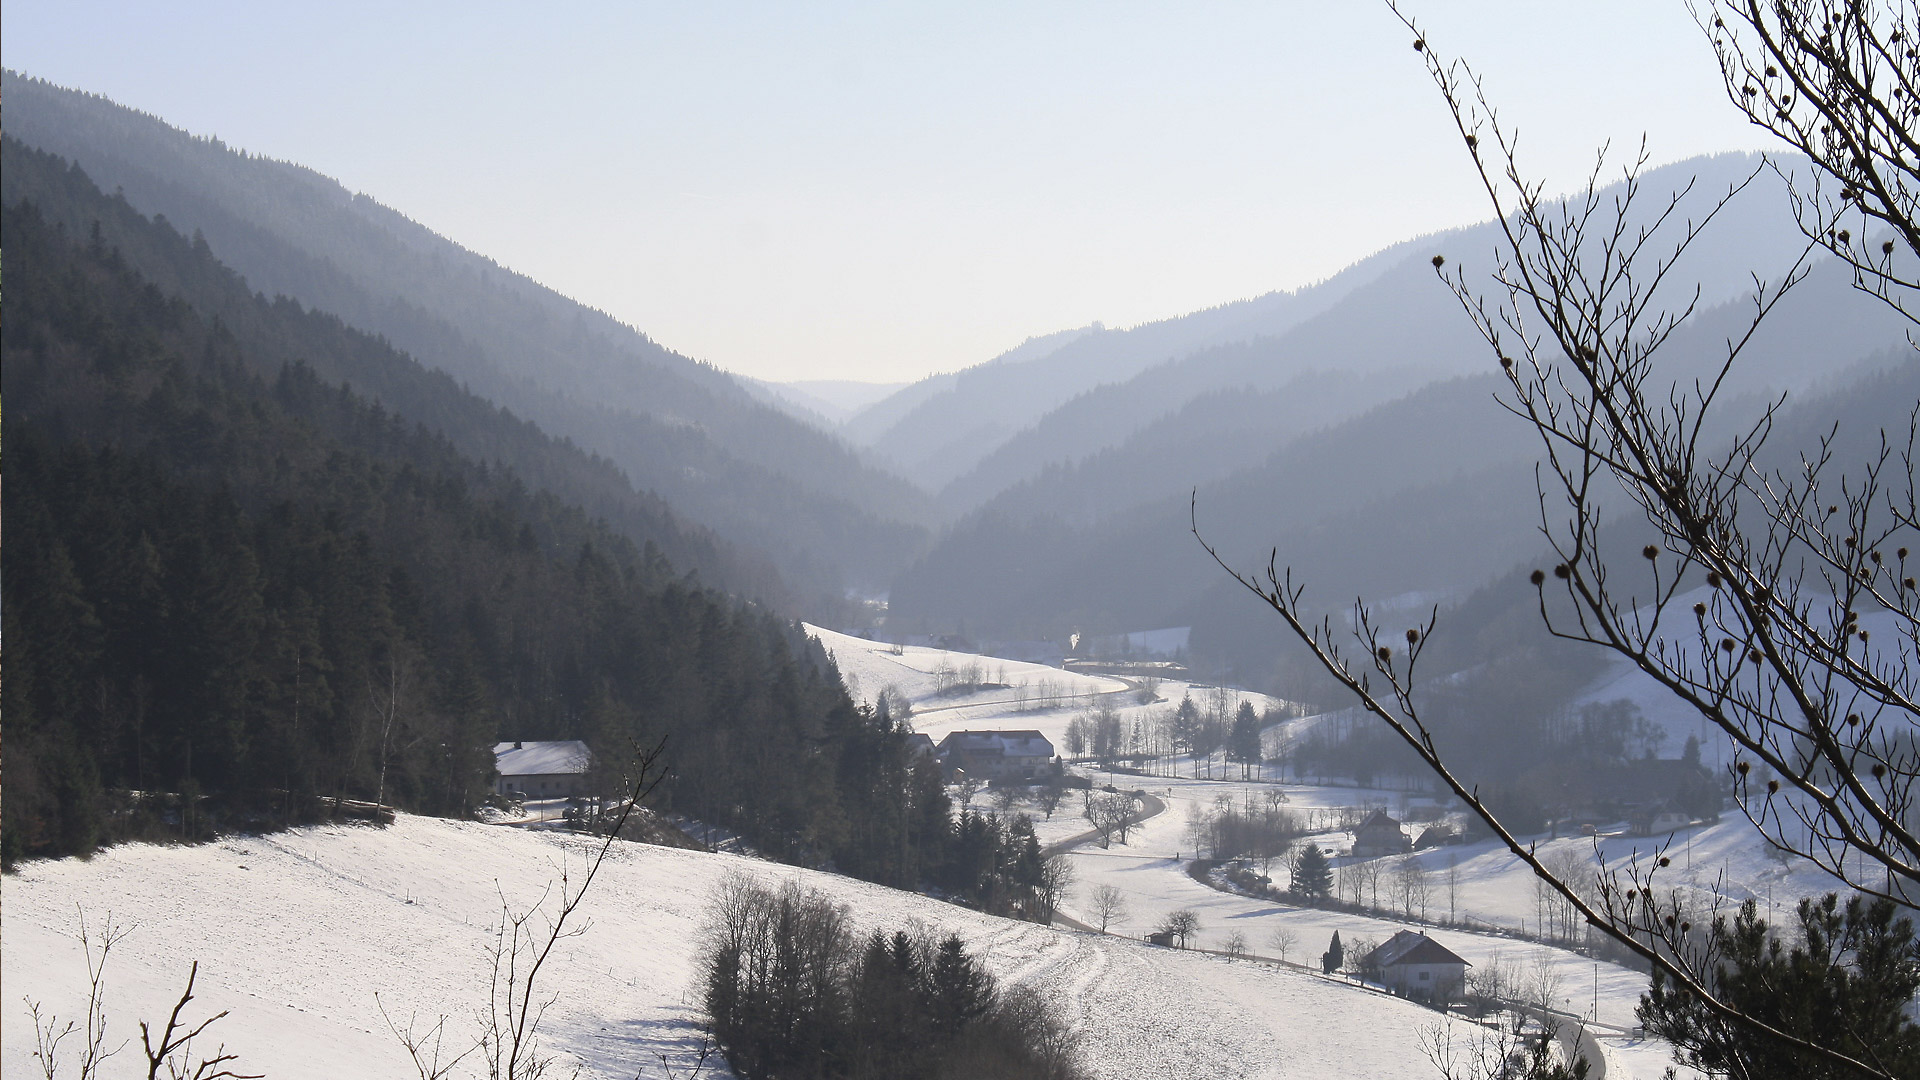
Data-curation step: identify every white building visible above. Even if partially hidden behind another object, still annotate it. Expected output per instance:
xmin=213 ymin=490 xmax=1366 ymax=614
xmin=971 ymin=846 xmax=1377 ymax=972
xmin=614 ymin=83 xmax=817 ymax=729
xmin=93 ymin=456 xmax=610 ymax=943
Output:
xmin=494 ymin=740 xmax=590 ymax=798
xmin=1361 ymin=930 xmax=1469 ymax=1002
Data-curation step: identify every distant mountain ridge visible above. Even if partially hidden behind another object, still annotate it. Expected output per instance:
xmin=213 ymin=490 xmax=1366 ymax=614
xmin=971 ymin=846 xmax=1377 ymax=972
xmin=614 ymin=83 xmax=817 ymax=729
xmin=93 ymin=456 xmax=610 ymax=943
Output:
xmin=2 ymin=70 xmax=933 ymax=602
xmin=843 ymin=249 xmax=1412 ymax=490
xmin=882 ymin=153 xmax=1914 ymax=687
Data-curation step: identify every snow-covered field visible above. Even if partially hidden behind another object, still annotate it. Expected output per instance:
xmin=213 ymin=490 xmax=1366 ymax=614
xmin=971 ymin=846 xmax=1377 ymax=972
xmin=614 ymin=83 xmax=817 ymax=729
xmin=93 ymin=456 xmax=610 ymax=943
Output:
xmin=808 ymin=623 xmax=1281 ymax=756
xmin=6 ymin=630 xmax=1863 ymax=1079
xmin=809 ymin=628 xmax=1878 ymax=1079
xmin=5 ymin=815 xmax=1455 ymax=1080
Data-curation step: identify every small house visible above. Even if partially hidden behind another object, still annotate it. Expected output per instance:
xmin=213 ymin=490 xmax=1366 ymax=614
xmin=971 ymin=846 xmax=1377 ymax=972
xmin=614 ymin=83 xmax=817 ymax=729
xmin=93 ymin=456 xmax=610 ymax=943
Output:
xmin=936 ymin=730 xmax=1056 ymax=781
xmin=1361 ymin=930 xmax=1469 ymax=1001
xmin=494 ymin=740 xmax=590 ymax=799
xmin=1628 ymin=804 xmax=1692 ymax=837
xmin=1351 ymin=808 xmax=1412 ymax=857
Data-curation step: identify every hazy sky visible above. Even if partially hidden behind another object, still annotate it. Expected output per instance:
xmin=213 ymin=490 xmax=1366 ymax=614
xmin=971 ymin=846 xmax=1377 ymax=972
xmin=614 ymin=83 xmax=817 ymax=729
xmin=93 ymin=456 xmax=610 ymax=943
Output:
xmin=3 ymin=2 xmax=1774 ymax=383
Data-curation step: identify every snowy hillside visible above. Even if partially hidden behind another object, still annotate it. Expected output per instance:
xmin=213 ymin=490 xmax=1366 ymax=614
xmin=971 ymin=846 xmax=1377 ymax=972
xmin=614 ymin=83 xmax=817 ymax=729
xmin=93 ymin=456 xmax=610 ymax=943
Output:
xmin=7 ymin=629 xmax=1864 ymax=1079
xmin=809 ymin=623 xmax=1280 ymax=751
xmin=7 ymin=815 xmax=1454 ymax=1080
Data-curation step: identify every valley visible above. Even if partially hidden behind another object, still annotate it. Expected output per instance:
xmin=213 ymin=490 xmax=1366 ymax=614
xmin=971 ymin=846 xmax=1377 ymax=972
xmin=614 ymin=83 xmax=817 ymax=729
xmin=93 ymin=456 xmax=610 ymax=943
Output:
xmin=6 ymin=9 xmax=1920 ymax=1077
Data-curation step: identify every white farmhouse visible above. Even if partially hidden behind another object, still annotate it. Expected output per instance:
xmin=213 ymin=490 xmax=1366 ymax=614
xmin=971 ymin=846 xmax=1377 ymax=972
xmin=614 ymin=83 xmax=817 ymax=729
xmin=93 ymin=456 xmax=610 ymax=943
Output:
xmin=1360 ymin=930 xmax=1469 ymax=1002
xmin=494 ymin=740 xmax=590 ymax=798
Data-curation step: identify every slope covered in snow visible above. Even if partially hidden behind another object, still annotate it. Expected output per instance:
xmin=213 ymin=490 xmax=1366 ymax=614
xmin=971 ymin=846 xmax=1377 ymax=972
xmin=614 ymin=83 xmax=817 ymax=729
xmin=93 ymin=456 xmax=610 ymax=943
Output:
xmin=5 ymin=815 xmax=1457 ymax=1080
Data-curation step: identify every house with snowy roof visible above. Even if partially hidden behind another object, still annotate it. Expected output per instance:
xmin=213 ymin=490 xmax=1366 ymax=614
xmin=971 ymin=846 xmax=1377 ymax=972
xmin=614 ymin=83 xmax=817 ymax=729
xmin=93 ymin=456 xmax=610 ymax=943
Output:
xmin=1360 ymin=930 xmax=1469 ymax=1001
xmin=494 ymin=740 xmax=590 ymax=798
xmin=1350 ymin=808 xmax=1412 ymax=857
xmin=936 ymin=730 xmax=1056 ymax=781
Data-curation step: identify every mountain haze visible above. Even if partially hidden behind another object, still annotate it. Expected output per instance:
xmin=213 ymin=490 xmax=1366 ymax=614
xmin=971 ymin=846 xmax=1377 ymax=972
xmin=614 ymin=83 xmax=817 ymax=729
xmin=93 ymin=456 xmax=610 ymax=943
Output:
xmin=883 ymin=152 xmax=1914 ymax=689
xmin=2 ymin=71 xmax=933 ymax=603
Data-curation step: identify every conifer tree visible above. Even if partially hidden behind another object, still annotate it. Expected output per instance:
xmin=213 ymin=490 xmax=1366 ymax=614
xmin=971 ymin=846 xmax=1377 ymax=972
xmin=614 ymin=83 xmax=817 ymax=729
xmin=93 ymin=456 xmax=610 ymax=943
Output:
xmin=1291 ymin=843 xmax=1333 ymax=904
xmin=1639 ymin=894 xmax=1920 ymax=1079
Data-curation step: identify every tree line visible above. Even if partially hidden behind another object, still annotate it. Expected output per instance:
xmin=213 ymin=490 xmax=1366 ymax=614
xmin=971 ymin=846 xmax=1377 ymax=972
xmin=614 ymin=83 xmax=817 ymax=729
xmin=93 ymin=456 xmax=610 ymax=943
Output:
xmin=0 ymin=166 xmax=1094 ymax=920
xmin=700 ymin=876 xmax=1084 ymax=1080
xmin=0 ymin=174 xmax=918 ymax=906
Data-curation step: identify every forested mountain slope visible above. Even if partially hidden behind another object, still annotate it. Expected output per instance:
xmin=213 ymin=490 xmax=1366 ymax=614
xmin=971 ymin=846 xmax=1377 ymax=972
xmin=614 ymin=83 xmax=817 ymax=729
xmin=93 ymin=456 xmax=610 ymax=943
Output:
xmin=926 ymin=154 xmax=1870 ymax=521
xmin=887 ymin=150 xmax=1911 ymax=688
xmin=0 ymin=171 xmax=932 ymax=883
xmin=888 ymin=374 xmax=1538 ymax=648
xmin=851 ymin=153 xmax=1824 ymax=514
xmin=891 ymin=295 xmax=1917 ymax=691
xmin=849 ymin=247 xmax=1410 ymax=491
xmin=2 ymin=71 xmax=932 ymax=600
xmin=1 ymin=137 xmax=771 ymax=598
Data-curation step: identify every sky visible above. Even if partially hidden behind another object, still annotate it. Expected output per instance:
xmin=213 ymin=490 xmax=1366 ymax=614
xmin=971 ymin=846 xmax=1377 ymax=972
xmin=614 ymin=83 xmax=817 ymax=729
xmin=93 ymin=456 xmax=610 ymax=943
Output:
xmin=1 ymin=2 xmax=1777 ymax=384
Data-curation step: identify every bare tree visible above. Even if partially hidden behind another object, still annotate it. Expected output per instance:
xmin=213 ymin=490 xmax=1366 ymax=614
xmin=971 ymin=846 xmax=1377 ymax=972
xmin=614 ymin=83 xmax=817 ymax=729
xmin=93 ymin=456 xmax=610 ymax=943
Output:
xmin=29 ymin=910 xmax=259 ymax=1080
xmin=363 ymin=643 xmax=421 ymax=811
xmin=1035 ymin=855 xmax=1075 ymax=924
xmin=1158 ymin=909 xmax=1202 ymax=950
xmin=1702 ymin=0 xmax=1920 ymax=327
xmin=137 ymin=963 xmax=261 ymax=1080
xmin=1084 ymin=790 xmax=1140 ymax=847
xmin=956 ymin=775 xmax=985 ymax=810
xmin=384 ymin=738 xmax=670 ymax=1080
xmin=1221 ymin=930 xmax=1250 ymax=962
xmin=1035 ymin=775 xmax=1068 ymax=820
xmin=1195 ymin=5 xmax=1919 ymax=1076
xmin=1086 ymin=884 xmax=1130 ymax=934
xmin=1420 ymin=1012 xmax=1590 ymax=1080
xmin=1266 ymin=925 xmax=1300 ymax=965
xmin=29 ymin=910 xmax=130 ymax=1080
xmin=1395 ymin=858 xmax=1433 ymax=921
xmin=1353 ymin=856 xmax=1386 ymax=910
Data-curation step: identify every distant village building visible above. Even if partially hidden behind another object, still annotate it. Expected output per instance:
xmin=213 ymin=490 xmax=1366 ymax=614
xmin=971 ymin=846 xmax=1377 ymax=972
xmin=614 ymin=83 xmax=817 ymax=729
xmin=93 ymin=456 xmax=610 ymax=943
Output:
xmin=1628 ymin=805 xmax=1692 ymax=837
xmin=1350 ymin=808 xmax=1412 ymax=857
xmin=494 ymin=740 xmax=590 ymax=798
xmin=1361 ymin=930 xmax=1469 ymax=1001
xmin=980 ymin=640 xmax=1067 ymax=667
xmin=1413 ymin=824 xmax=1459 ymax=850
xmin=905 ymin=733 xmax=936 ymax=761
xmin=936 ymin=730 xmax=1056 ymax=782
xmin=1078 ymin=626 xmax=1190 ymax=661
